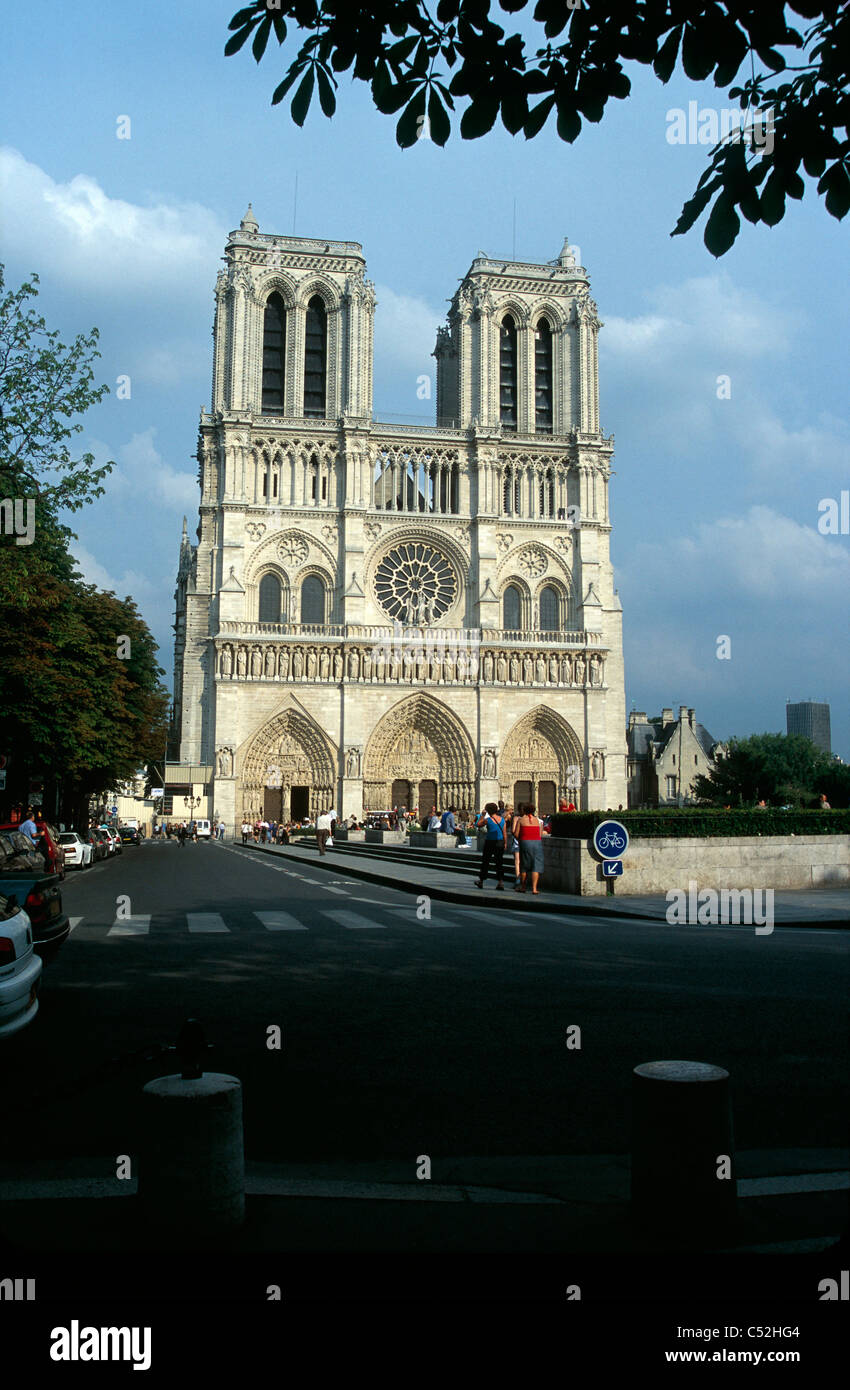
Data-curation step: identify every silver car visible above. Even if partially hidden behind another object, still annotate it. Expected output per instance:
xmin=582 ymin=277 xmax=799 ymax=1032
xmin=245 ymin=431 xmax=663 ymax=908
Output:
xmin=0 ymin=898 xmax=42 ymax=1039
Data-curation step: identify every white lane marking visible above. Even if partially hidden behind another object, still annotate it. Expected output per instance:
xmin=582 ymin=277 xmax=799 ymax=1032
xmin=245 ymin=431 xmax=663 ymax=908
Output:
xmin=387 ymin=907 xmax=460 ymax=928
xmin=322 ymin=885 xmax=349 ymax=895
xmin=68 ymin=917 xmax=84 ymax=933
xmin=187 ymin=913 xmax=230 ymax=934
xmin=256 ymin=911 xmax=308 ymax=932
xmin=324 ymin=910 xmax=387 ymax=930
xmin=107 ymin=915 xmax=151 ymax=937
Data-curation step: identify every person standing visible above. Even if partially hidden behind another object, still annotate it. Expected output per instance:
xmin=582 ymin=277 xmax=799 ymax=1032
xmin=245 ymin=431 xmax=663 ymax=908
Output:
xmin=505 ymin=805 xmax=521 ymax=888
xmin=18 ymin=809 xmax=39 ymax=845
xmin=515 ymin=802 xmax=546 ymax=894
xmin=316 ymin=808 xmax=332 ymax=855
xmin=177 ymin=822 xmax=187 ymax=848
xmin=475 ymin=802 xmax=506 ymax=890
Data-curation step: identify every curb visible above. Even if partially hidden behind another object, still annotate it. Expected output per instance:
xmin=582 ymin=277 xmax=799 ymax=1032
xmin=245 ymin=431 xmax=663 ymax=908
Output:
xmin=234 ymin=842 xmax=850 ymax=927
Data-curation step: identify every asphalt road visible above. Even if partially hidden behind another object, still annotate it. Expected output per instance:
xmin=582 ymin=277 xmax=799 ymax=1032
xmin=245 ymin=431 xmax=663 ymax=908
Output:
xmin=2 ymin=838 xmax=847 ymax=1167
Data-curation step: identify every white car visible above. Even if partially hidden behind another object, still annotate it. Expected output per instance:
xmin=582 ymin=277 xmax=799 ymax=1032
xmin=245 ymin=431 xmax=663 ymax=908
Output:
xmin=0 ymin=899 xmax=42 ymax=1039
xmin=59 ymin=831 xmax=93 ymax=869
xmin=194 ymin=819 xmax=212 ymax=840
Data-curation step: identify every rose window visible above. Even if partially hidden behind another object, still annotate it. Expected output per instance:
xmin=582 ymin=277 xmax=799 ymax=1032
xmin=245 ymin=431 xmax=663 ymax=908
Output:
xmin=277 ymin=535 xmax=308 ymax=566
xmin=374 ymin=542 xmax=457 ymax=623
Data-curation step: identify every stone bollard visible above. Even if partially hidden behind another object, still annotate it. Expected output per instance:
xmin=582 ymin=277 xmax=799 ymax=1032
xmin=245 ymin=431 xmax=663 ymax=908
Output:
xmin=137 ymin=1021 xmax=245 ymax=1239
xmin=630 ymin=1060 xmax=736 ymax=1243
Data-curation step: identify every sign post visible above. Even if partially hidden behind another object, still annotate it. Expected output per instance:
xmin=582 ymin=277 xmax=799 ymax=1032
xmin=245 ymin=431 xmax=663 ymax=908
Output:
xmin=591 ymin=819 xmax=629 ymax=893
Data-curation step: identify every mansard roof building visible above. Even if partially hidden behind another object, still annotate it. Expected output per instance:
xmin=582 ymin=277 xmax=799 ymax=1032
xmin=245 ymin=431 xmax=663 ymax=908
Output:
xmin=171 ymin=207 xmax=627 ymax=826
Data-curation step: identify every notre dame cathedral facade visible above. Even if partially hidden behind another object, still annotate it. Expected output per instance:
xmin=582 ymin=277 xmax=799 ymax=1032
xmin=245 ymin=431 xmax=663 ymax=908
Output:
xmin=171 ymin=206 xmax=626 ymax=828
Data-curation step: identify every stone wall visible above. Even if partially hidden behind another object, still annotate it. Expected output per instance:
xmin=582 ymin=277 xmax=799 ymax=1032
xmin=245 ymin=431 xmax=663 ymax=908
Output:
xmin=542 ymin=835 xmax=850 ymax=895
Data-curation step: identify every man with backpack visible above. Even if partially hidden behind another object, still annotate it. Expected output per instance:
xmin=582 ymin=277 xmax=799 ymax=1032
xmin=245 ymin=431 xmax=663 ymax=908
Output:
xmin=474 ymin=802 xmax=506 ymax=890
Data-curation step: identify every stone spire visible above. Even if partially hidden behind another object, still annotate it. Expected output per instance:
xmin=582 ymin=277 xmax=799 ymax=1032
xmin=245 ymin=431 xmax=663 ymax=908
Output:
xmin=240 ymin=203 xmax=259 ymax=233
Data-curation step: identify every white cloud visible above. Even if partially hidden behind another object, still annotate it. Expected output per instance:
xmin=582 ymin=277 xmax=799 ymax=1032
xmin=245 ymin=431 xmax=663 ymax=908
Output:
xmin=0 ymin=147 xmax=225 ymax=298
xmin=604 ymin=273 xmax=791 ymax=362
xmin=103 ymin=429 xmax=198 ymax=510
xmin=373 ymin=284 xmax=440 ymax=372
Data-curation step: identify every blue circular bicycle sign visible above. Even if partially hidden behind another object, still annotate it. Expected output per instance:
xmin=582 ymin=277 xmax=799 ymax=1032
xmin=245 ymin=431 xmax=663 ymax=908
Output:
xmin=592 ymin=820 xmax=629 ymax=859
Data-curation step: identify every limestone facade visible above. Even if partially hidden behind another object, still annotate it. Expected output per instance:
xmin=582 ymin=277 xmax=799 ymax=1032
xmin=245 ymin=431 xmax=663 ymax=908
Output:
xmin=171 ymin=209 xmax=627 ymax=828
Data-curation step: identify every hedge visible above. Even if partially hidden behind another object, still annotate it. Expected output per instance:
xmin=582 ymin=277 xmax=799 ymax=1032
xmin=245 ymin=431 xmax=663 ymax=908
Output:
xmin=549 ymin=809 xmax=850 ymax=839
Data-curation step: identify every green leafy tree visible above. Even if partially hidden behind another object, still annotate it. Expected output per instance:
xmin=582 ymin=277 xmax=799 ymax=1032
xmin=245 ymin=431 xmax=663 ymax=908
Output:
xmin=0 ymin=266 xmax=114 ymax=521
xmin=693 ymin=731 xmax=842 ymax=805
xmin=225 ymin=1 xmax=849 ymax=255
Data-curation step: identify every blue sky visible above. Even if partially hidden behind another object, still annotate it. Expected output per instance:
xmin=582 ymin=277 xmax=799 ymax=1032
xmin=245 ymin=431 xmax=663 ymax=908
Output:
xmin=2 ymin=0 xmax=848 ymax=757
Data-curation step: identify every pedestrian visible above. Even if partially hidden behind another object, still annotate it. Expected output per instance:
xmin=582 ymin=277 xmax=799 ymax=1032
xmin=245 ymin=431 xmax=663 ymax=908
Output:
xmin=427 ymin=806 xmax=441 ymax=831
xmin=505 ymin=804 xmax=521 ymax=887
xmin=316 ymin=807 xmax=332 ymax=855
xmin=474 ymin=802 xmax=506 ymax=890
xmin=18 ymin=808 xmax=39 ymax=845
xmin=177 ymin=822 xmax=187 ymax=848
xmin=514 ymin=802 xmax=547 ymax=895
xmin=818 ymin=793 xmax=832 ymax=810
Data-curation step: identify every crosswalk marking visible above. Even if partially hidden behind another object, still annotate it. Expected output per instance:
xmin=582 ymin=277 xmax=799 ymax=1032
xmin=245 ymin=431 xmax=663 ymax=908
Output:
xmin=322 ymin=884 xmax=349 ymax=895
xmin=187 ymin=913 xmax=229 ymax=934
xmin=68 ymin=917 xmax=83 ymax=933
xmin=387 ymin=907 xmax=460 ymax=928
xmin=107 ymin=915 xmax=151 ymax=937
xmin=324 ymin=909 xmax=387 ymax=929
xmin=256 ymin=911 xmax=308 ymax=932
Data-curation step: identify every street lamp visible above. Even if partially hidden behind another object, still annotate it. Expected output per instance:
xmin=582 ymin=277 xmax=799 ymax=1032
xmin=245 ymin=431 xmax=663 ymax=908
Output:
xmin=184 ymin=794 xmax=201 ymax=818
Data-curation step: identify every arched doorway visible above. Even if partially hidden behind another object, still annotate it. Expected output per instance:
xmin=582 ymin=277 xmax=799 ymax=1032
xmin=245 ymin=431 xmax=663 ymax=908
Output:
xmin=501 ymin=706 xmax=584 ymax=810
xmin=391 ymin=778 xmax=411 ymax=811
xmin=363 ymin=694 xmax=476 ymax=817
xmin=239 ymin=704 xmax=337 ymax=822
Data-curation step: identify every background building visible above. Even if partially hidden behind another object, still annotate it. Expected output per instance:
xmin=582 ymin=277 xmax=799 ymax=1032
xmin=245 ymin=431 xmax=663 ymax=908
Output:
xmin=627 ymin=707 xmax=724 ymax=808
xmin=171 ymin=209 xmax=627 ymax=827
xmin=786 ymin=700 xmax=831 ymax=755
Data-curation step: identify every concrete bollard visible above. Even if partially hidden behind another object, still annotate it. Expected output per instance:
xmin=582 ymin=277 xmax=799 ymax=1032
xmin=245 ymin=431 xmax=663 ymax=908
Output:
xmin=631 ymin=1059 xmax=736 ymax=1242
xmin=137 ymin=1072 xmax=245 ymax=1237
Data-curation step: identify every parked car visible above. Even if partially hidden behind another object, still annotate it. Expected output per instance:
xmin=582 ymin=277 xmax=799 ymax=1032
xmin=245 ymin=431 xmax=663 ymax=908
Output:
xmin=0 ymin=895 xmax=42 ymax=1039
xmin=0 ymin=820 xmax=65 ymax=881
xmin=86 ymin=829 xmax=109 ymax=862
xmin=0 ymin=834 xmax=70 ymax=964
xmin=194 ymin=818 xmax=212 ymax=840
xmin=97 ymin=825 xmax=122 ymax=855
xmin=59 ymin=831 xmax=93 ymax=870
xmin=119 ymin=825 xmax=140 ymax=845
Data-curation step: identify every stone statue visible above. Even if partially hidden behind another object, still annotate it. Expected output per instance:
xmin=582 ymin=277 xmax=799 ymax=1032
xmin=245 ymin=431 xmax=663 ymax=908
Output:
xmin=346 ymin=747 xmax=360 ymax=778
xmin=482 ymin=652 xmax=494 ymax=683
xmin=320 ymin=648 xmax=330 ymax=679
xmin=278 ymin=647 xmax=290 ymax=680
xmin=217 ymin=747 xmax=232 ymax=778
xmin=590 ymin=654 xmax=601 ymax=685
xmin=403 ymin=648 xmax=413 ymax=681
xmin=575 ymin=654 xmax=586 ymax=686
xmin=549 ymin=655 xmax=559 ymax=684
xmin=482 ymin=748 xmax=496 ymax=779
xmin=251 ymin=647 xmax=262 ymax=678
xmin=333 ymin=650 xmax=343 ymax=680
xmin=306 ymin=648 xmax=317 ymax=679
xmin=535 ymin=655 xmax=546 ymax=683
xmin=348 ymin=648 xmax=360 ymax=679
xmin=443 ymin=650 xmax=454 ymax=682
xmin=510 ymin=654 xmax=520 ymax=683
xmin=592 ymin=751 xmax=603 ymax=779
xmin=560 ymin=655 xmax=572 ymax=685
xmin=237 ymin=646 xmax=247 ymax=677
xmin=376 ymin=648 xmax=386 ymax=681
xmin=496 ymin=653 xmax=507 ymax=683
xmin=293 ymin=647 xmax=304 ymax=679
xmin=265 ymin=647 xmax=275 ymax=678
xmin=363 ymin=648 xmax=372 ymax=681
xmin=220 ymin=645 xmax=232 ymax=677
xmin=416 ymin=648 xmax=427 ymax=680
xmin=523 ymin=654 xmax=533 ymax=683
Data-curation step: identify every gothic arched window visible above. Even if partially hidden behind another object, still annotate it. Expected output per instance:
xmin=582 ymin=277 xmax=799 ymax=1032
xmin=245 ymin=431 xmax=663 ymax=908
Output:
xmin=503 ymin=584 xmax=521 ymax=630
xmin=261 ymin=293 xmax=286 ymax=414
xmin=539 ymin=466 xmax=555 ymax=517
xmin=535 ymin=317 xmax=553 ymax=433
xmin=539 ymin=585 xmax=559 ymax=631
xmin=304 ymin=296 xmax=327 ymax=418
xmin=301 ymin=574 xmax=325 ymax=625
xmin=259 ymin=573 xmax=282 ymax=624
xmin=500 ymin=315 xmax=517 ymax=429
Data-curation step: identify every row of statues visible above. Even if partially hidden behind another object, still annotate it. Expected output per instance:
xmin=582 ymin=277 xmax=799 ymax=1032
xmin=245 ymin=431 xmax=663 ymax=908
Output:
xmin=217 ymin=643 xmax=606 ymax=687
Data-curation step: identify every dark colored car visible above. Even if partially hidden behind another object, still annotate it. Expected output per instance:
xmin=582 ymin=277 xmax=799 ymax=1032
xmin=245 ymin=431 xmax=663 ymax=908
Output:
xmin=119 ymin=826 xmax=140 ymax=845
xmin=0 ymin=831 xmax=70 ymax=964
xmin=86 ymin=829 xmax=109 ymax=862
xmin=0 ymin=821 xmax=65 ymax=881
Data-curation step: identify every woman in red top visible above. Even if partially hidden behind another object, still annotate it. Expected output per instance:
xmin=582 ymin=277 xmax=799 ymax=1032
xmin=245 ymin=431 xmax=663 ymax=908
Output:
xmin=512 ymin=802 xmax=547 ymax=894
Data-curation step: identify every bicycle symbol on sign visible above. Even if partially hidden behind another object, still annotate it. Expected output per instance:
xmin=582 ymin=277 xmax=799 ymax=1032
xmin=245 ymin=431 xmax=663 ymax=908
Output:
xmin=597 ymin=829 xmax=626 ymax=851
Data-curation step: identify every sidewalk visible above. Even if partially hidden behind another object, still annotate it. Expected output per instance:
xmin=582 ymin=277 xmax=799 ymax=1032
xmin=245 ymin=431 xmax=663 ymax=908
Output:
xmin=236 ymin=839 xmax=850 ymax=928
xmin=2 ymin=1149 xmax=846 ymax=1254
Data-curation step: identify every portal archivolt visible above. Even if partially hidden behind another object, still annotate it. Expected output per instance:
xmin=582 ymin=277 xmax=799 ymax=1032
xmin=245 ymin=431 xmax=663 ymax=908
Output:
xmin=239 ymin=704 xmax=336 ymax=819
xmin=363 ymin=694 xmax=476 ymax=814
